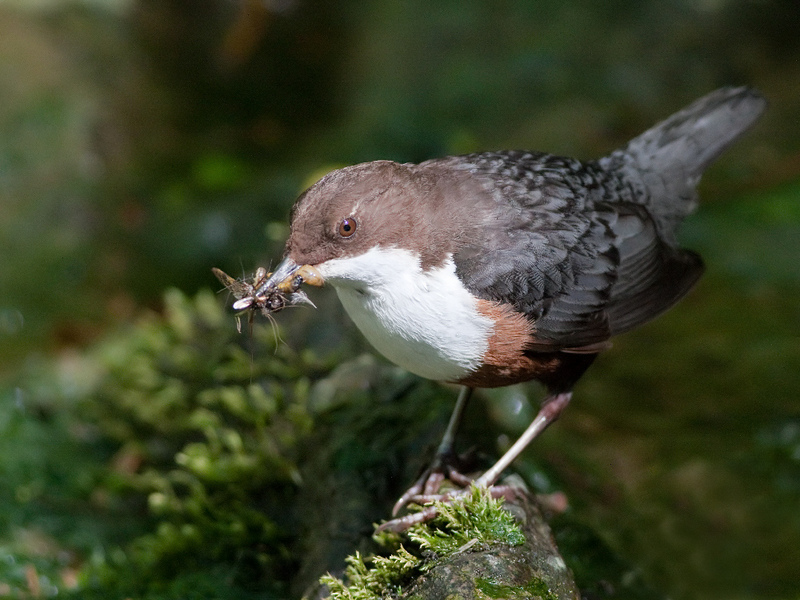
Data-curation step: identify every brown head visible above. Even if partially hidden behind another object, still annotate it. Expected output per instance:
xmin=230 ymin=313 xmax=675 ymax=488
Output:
xmin=284 ymin=160 xmax=489 ymax=272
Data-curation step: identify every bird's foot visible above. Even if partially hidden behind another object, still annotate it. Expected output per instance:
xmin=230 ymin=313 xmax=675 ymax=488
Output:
xmin=391 ymin=451 xmax=476 ymax=517
xmin=378 ymin=482 xmax=522 ymax=534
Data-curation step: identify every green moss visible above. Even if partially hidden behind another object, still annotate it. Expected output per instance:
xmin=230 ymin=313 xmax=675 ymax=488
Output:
xmin=321 ymin=487 xmax=525 ymax=599
xmin=475 ymin=576 xmax=558 ymax=600
xmin=67 ymin=288 xmax=328 ymax=597
xmin=320 ymin=548 xmax=422 ymax=600
xmin=408 ymin=485 xmax=525 ymax=556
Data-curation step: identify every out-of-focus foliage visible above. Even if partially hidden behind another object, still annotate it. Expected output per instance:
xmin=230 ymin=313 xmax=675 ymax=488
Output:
xmin=1 ymin=0 xmax=799 ymax=598
xmin=78 ymin=289 xmax=320 ymax=597
xmin=2 ymin=289 xmax=327 ymax=597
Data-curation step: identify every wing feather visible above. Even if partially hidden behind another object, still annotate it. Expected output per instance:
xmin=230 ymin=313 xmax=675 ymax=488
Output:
xmin=445 ymin=152 xmax=703 ymax=350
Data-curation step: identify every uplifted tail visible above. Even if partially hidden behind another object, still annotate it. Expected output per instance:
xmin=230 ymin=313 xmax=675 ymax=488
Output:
xmin=598 ymin=86 xmax=766 ymax=241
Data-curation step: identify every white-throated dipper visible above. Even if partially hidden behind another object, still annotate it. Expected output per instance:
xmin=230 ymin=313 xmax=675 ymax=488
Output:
xmin=248 ymin=86 xmax=765 ymax=528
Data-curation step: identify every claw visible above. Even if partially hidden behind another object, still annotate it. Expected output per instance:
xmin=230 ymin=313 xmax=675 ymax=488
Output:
xmin=379 ymin=483 xmax=524 ymax=533
xmin=377 ymin=505 xmax=442 ymax=534
xmin=392 ymin=462 xmax=468 ymax=516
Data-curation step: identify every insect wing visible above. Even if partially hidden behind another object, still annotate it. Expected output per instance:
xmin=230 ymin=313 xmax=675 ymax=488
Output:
xmin=212 ymin=267 xmax=252 ymax=300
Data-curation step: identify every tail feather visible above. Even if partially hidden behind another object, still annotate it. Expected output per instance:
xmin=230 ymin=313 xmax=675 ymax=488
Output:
xmin=598 ymin=86 xmax=766 ymax=241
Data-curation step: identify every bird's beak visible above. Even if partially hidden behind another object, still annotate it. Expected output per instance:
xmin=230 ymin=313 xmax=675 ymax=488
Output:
xmin=255 ymin=257 xmax=324 ymax=297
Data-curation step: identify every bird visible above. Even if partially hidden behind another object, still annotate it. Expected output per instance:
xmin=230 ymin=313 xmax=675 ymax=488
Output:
xmin=253 ymin=86 xmax=766 ymax=529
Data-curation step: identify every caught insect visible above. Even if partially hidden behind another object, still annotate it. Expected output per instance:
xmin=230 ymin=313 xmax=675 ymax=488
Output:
xmin=212 ymin=266 xmax=315 ymax=333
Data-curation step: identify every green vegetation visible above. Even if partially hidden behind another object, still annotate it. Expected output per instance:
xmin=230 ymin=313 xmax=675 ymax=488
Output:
xmin=475 ymin=577 xmax=558 ymax=600
xmin=2 ymin=289 xmax=327 ymax=598
xmin=321 ymin=486 xmax=525 ymax=600
xmin=405 ymin=486 xmax=526 ymax=554
xmin=321 ymin=549 xmax=421 ymax=600
xmin=1 ymin=1 xmax=798 ymax=598
xmin=80 ymin=289 xmax=321 ymax=597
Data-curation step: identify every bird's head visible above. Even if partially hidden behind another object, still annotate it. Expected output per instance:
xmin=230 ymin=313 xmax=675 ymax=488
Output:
xmin=259 ymin=159 xmax=486 ymax=296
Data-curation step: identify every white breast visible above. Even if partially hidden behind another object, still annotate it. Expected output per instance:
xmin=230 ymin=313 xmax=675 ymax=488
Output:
xmin=316 ymin=246 xmax=493 ymax=381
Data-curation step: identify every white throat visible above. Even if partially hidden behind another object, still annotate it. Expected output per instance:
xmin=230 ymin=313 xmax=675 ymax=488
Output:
xmin=316 ymin=246 xmax=493 ymax=381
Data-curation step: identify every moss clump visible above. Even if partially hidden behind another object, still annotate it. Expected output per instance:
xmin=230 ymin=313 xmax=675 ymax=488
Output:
xmin=407 ymin=485 xmax=526 ymax=555
xmin=321 ymin=486 xmax=525 ymax=599
xmin=74 ymin=288 xmax=329 ymax=597
xmin=475 ymin=576 xmax=558 ymax=600
xmin=320 ymin=548 xmax=422 ymax=600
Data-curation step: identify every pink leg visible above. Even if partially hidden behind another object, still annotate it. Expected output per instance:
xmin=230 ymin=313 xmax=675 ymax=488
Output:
xmin=380 ymin=391 xmax=572 ymax=533
xmin=474 ymin=391 xmax=571 ymax=488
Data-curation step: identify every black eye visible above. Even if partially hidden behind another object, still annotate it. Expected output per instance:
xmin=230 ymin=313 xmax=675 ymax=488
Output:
xmin=338 ymin=216 xmax=357 ymax=238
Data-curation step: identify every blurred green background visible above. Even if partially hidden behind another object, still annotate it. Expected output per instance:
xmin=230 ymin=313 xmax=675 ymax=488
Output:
xmin=1 ymin=0 xmax=799 ymax=598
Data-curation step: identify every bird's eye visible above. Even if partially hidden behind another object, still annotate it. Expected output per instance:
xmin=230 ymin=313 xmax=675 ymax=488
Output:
xmin=338 ymin=216 xmax=357 ymax=238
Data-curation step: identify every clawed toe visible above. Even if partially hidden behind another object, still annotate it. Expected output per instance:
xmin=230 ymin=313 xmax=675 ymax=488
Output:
xmin=379 ymin=483 xmax=523 ymax=533
xmin=391 ymin=455 xmax=474 ymax=516
xmin=391 ymin=465 xmax=450 ymax=516
xmin=377 ymin=504 xmax=442 ymax=533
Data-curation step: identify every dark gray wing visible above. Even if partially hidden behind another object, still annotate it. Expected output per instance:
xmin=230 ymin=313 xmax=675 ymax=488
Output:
xmin=442 ymin=151 xmax=703 ymax=350
xmin=599 ymin=202 xmax=703 ymax=336
xmin=435 ymin=88 xmax=763 ymax=350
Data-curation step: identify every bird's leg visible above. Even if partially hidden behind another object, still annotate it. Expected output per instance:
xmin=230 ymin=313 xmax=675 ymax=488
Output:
xmin=405 ymin=391 xmax=572 ymax=503
xmin=379 ymin=391 xmax=572 ymax=533
xmin=474 ymin=390 xmax=571 ymax=488
xmin=392 ymin=386 xmax=474 ymax=516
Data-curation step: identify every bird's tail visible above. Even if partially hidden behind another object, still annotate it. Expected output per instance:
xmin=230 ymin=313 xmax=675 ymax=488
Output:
xmin=598 ymin=86 xmax=766 ymax=241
